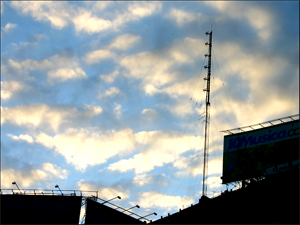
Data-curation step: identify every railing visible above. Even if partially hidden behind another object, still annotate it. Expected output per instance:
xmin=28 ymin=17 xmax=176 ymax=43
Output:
xmin=221 ymin=114 xmax=299 ymax=135
xmin=0 ymin=188 xmax=98 ymax=197
xmin=86 ymin=196 xmax=149 ymax=221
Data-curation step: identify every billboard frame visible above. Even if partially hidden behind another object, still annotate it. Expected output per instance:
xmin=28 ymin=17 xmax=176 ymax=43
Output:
xmin=221 ymin=118 xmax=299 ymax=184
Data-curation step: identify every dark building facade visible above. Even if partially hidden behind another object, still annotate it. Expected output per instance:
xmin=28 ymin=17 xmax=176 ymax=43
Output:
xmin=85 ymin=198 xmax=144 ymax=224
xmin=151 ymin=167 xmax=299 ymax=224
xmin=1 ymin=195 xmax=82 ymax=224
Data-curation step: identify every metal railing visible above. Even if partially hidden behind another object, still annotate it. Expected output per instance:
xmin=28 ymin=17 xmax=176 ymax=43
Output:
xmin=86 ymin=196 xmax=150 ymax=222
xmin=221 ymin=114 xmax=299 ymax=135
xmin=0 ymin=188 xmax=98 ymax=197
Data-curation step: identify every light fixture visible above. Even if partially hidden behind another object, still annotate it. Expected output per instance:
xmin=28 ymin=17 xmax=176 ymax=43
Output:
xmin=55 ymin=184 xmax=63 ymax=195
xmin=102 ymin=196 xmax=121 ymax=205
xmin=137 ymin=212 xmax=157 ymax=220
xmin=12 ymin=181 xmax=22 ymax=194
xmin=121 ymin=205 xmax=140 ymax=213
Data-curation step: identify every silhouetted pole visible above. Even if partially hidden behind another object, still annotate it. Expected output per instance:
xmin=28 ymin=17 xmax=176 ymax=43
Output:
xmin=202 ymin=30 xmax=212 ymax=197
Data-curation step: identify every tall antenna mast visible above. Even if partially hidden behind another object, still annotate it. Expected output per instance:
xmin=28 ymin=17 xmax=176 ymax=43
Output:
xmin=202 ymin=30 xmax=212 ymax=197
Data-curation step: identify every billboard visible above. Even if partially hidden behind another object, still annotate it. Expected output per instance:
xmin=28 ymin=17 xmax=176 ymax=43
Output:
xmin=1 ymin=194 xmax=82 ymax=224
xmin=85 ymin=198 xmax=143 ymax=224
xmin=222 ymin=120 xmax=299 ymax=184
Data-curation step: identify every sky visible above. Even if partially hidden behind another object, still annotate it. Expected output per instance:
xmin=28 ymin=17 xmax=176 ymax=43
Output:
xmin=1 ymin=1 xmax=299 ymax=223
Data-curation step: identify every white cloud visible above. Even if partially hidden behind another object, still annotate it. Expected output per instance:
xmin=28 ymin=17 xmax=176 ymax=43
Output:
xmin=114 ymin=103 xmax=122 ymax=119
xmin=8 ymin=134 xmax=34 ymax=143
xmin=66 ymin=2 xmax=161 ymax=34
xmin=100 ymin=70 xmax=119 ymax=83
xmin=209 ymin=41 xmax=299 ymax=125
xmin=120 ymin=51 xmax=174 ymax=88
xmin=141 ymin=108 xmax=157 ymax=117
xmin=8 ymin=58 xmax=52 ymax=72
xmin=109 ymin=33 xmax=141 ymax=50
xmin=84 ymin=49 xmax=116 ymax=64
xmin=10 ymin=1 xmax=115 ymax=33
xmin=1 ymin=81 xmax=25 ymax=100
xmin=1 ymin=106 xmax=4 ymax=125
xmin=36 ymin=128 xmax=136 ymax=171
xmin=111 ymin=12 xmax=137 ymax=29
xmin=120 ymin=51 xmax=171 ymax=78
xmin=141 ymin=108 xmax=159 ymax=124
xmin=120 ymin=37 xmax=206 ymax=95
xmin=166 ymin=8 xmax=200 ymax=27
xmin=205 ymin=2 xmax=274 ymax=41
xmin=112 ymin=2 xmax=162 ymax=29
xmin=5 ymin=54 xmax=86 ymax=83
xmin=73 ymin=9 xmax=112 ymax=34
xmin=136 ymin=191 xmax=193 ymax=212
xmin=108 ymin=131 xmax=201 ymax=174
xmin=48 ymin=67 xmax=86 ymax=82
xmin=1 ymin=104 xmax=76 ymax=132
xmin=10 ymin=1 xmax=73 ymax=29
xmin=91 ymin=2 xmax=112 ymax=13
xmin=9 ymin=1 xmax=112 ymax=34
xmin=99 ymin=87 xmax=121 ymax=99
xmin=42 ymin=163 xmax=69 ymax=179
xmin=174 ymin=154 xmax=223 ymax=177
xmin=206 ymin=176 xmax=222 ymax=189
xmin=150 ymin=76 xmax=205 ymax=100
xmin=128 ymin=2 xmax=162 ymax=17
xmin=83 ymin=104 xmax=103 ymax=117
xmin=133 ymin=174 xmax=154 ymax=186
xmin=1 ymin=169 xmax=47 ymax=188
xmin=9 ymin=1 xmax=161 ymax=35
xmin=77 ymin=180 xmax=130 ymax=199
xmin=2 ymin=23 xmax=17 ymax=32
xmin=1 ymin=103 xmax=103 ymax=132
xmin=36 ymin=132 xmax=54 ymax=149
xmin=143 ymin=84 xmax=162 ymax=96
xmin=34 ymin=33 xmax=47 ymax=41
xmin=142 ymin=108 xmax=156 ymax=115
xmin=1 ymin=163 xmax=69 ymax=188
xmin=46 ymin=55 xmax=86 ymax=82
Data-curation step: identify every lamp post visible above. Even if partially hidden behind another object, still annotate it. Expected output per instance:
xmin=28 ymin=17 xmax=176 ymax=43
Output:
xmin=55 ymin=184 xmax=63 ymax=195
xmin=102 ymin=196 xmax=121 ymax=204
xmin=138 ymin=212 xmax=157 ymax=220
xmin=12 ymin=181 xmax=22 ymax=194
xmin=121 ymin=205 xmax=140 ymax=213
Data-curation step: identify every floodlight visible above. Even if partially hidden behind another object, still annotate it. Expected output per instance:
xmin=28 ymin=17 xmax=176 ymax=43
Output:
xmin=12 ymin=181 xmax=22 ymax=194
xmin=121 ymin=205 xmax=140 ymax=213
xmin=137 ymin=212 xmax=157 ymax=220
xmin=55 ymin=184 xmax=63 ymax=195
xmin=102 ymin=196 xmax=121 ymax=204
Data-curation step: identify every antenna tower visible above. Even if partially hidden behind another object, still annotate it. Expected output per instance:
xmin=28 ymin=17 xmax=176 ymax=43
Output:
xmin=202 ymin=30 xmax=212 ymax=197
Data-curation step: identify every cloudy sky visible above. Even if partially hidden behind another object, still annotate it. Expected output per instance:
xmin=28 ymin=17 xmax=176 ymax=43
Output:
xmin=1 ymin=1 xmax=299 ymax=222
